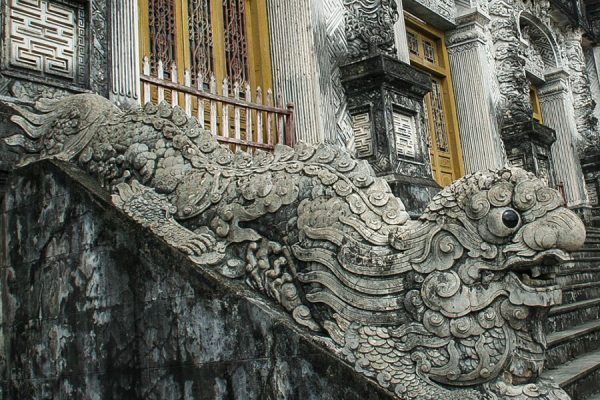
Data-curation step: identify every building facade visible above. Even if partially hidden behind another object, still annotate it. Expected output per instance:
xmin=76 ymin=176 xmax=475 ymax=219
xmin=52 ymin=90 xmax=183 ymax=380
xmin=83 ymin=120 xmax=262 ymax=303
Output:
xmin=1 ymin=0 xmax=600 ymax=398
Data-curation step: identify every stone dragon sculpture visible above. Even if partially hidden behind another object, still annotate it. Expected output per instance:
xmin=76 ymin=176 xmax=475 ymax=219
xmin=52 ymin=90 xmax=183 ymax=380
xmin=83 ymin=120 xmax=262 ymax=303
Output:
xmin=3 ymin=94 xmax=585 ymax=400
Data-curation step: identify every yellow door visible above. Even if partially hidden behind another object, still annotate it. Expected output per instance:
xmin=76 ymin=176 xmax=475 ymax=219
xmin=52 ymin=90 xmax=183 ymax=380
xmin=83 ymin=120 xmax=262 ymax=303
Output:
xmin=405 ymin=15 xmax=464 ymax=187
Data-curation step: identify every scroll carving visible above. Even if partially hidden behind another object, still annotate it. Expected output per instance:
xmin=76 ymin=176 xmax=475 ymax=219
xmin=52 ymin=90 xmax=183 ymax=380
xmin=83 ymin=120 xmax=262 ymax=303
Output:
xmin=344 ymin=0 xmax=399 ymax=59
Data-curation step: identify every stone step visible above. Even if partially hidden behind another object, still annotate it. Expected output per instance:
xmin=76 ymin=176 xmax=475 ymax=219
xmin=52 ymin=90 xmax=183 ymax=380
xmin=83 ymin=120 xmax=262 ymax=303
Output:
xmin=582 ymin=238 xmax=600 ymax=248
xmin=542 ymin=347 xmax=600 ymax=400
xmin=547 ymin=298 xmax=600 ymax=333
xmin=571 ymin=257 xmax=600 ymax=265
xmin=555 ymin=270 xmax=600 ymax=288
xmin=546 ymin=319 xmax=600 ymax=368
xmin=572 ymin=248 xmax=600 ymax=258
xmin=562 ymin=281 xmax=600 ymax=304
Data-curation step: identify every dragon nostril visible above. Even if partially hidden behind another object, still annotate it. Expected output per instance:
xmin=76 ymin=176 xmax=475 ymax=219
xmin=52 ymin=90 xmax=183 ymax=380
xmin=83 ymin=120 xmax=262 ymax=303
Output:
xmin=502 ymin=209 xmax=520 ymax=228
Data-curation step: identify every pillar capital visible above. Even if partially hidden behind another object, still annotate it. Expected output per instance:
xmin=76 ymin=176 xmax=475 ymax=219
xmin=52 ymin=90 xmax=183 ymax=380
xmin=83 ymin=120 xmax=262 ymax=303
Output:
xmin=446 ymin=8 xmax=491 ymax=52
xmin=539 ymin=69 xmax=570 ymax=98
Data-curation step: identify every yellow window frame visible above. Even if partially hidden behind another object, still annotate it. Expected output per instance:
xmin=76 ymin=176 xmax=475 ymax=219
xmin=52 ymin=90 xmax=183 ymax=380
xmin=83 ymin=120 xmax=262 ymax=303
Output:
xmin=530 ymin=83 xmax=543 ymax=124
xmin=138 ymin=0 xmax=273 ymax=94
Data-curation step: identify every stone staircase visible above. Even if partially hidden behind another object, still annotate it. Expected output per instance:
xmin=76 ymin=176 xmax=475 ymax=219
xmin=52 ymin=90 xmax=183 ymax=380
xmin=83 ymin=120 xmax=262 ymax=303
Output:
xmin=543 ymin=227 xmax=600 ymax=399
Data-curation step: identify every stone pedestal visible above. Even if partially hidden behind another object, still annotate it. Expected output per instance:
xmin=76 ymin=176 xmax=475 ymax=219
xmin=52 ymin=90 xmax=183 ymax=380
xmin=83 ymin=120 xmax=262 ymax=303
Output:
xmin=503 ymin=120 xmax=556 ymax=185
xmin=446 ymin=9 xmax=507 ymax=173
xmin=539 ymin=69 xmax=589 ymax=209
xmin=109 ymin=0 xmax=141 ymax=107
xmin=340 ymin=54 xmax=439 ymax=216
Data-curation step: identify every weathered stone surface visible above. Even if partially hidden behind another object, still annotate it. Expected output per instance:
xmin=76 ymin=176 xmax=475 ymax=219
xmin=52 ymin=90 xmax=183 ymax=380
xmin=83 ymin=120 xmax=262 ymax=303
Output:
xmin=0 ymin=161 xmax=396 ymax=400
xmin=1 ymin=94 xmax=587 ymax=399
xmin=344 ymin=0 xmax=399 ymax=60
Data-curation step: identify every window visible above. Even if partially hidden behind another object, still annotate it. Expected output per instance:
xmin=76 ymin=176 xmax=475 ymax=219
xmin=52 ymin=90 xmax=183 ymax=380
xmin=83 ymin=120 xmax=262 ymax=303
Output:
xmin=138 ymin=0 xmax=272 ymax=92
xmin=530 ymin=82 xmax=543 ymax=123
xmin=405 ymin=14 xmax=464 ymax=187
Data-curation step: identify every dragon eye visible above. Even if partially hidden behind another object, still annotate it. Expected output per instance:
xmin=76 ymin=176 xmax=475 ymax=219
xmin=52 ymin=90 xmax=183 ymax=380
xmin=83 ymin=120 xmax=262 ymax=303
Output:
xmin=502 ymin=209 xmax=520 ymax=228
xmin=481 ymin=207 xmax=523 ymax=242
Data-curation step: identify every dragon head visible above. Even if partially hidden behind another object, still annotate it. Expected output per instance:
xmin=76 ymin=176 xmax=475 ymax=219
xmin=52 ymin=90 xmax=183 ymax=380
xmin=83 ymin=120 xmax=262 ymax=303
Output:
xmin=389 ymin=168 xmax=585 ymax=388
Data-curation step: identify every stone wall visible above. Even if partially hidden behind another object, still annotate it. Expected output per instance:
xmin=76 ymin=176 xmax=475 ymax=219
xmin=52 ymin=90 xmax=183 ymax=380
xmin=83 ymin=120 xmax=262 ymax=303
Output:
xmin=0 ymin=160 xmax=395 ymax=400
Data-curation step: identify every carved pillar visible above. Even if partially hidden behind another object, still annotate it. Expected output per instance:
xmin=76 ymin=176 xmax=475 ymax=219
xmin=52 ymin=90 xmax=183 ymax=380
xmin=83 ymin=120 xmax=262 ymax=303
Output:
xmin=591 ymin=47 xmax=600 ymax=124
xmin=563 ymin=28 xmax=597 ymax=148
xmin=446 ymin=9 xmax=506 ymax=173
xmin=539 ymin=70 xmax=589 ymax=208
xmin=393 ymin=0 xmax=411 ymax=63
xmin=341 ymin=57 xmax=437 ymax=217
xmin=266 ymin=0 xmax=327 ymax=143
xmin=109 ymin=0 xmax=141 ymax=107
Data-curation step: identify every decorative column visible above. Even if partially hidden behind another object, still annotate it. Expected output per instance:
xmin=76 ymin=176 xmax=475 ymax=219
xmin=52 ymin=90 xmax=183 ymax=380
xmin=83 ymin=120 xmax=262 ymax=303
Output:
xmin=109 ymin=0 xmax=141 ymax=107
xmin=393 ymin=0 xmax=411 ymax=63
xmin=563 ymin=28 xmax=597 ymax=148
xmin=446 ymin=9 xmax=506 ymax=173
xmin=267 ymin=0 xmax=326 ymax=143
xmin=539 ymin=70 xmax=589 ymax=208
xmin=341 ymin=0 xmax=439 ymax=216
xmin=582 ymin=46 xmax=600 ymax=213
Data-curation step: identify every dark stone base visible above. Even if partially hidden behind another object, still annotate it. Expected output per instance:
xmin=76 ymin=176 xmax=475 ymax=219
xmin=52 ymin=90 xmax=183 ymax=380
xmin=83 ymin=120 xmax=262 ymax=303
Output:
xmin=502 ymin=120 xmax=556 ymax=185
xmin=384 ymin=173 xmax=441 ymax=217
xmin=582 ymin=154 xmax=600 ymax=226
xmin=0 ymin=160 xmax=396 ymax=400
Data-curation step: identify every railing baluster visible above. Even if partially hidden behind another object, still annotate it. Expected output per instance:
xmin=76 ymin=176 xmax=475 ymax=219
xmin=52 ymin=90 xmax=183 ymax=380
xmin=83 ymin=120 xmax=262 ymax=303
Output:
xmin=245 ymin=83 xmax=253 ymax=146
xmin=266 ymin=89 xmax=274 ymax=146
xmin=256 ymin=87 xmax=263 ymax=145
xmin=210 ymin=75 xmax=217 ymax=136
xmin=221 ymin=78 xmax=229 ymax=139
xmin=277 ymin=92 xmax=284 ymax=145
xmin=171 ymin=63 xmax=178 ymax=107
xmin=234 ymin=82 xmax=241 ymax=152
xmin=143 ymin=56 xmax=150 ymax=105
xmin=157 ymin=60 xmax=165 ymax=104
xmin=286 ymin=103 xmax=295 ymax=147
xmin=184 ymin=69 xmax=192 ymax=116
xmin=138 ymin=67 xmax=294 ymax=152
xmin=197 ymin=72 xmax=205 ymax=129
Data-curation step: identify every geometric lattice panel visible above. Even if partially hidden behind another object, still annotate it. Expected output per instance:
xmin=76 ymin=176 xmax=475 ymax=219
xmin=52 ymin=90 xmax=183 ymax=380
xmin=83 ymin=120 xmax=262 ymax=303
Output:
xmin=393 ymin=111 xmax=417 ymax=158
xmin=587 ymin=181 xmax=599 ymax=206
xmin=6 ymin=0 xmax=87 ymax=85
xmin=351 ymin=112 xmax=374 ymax=158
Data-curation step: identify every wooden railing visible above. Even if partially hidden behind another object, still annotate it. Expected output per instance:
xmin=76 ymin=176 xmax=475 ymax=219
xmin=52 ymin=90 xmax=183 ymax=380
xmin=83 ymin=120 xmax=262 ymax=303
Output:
xmin=140 ymin=57 xmax=295 ymax=151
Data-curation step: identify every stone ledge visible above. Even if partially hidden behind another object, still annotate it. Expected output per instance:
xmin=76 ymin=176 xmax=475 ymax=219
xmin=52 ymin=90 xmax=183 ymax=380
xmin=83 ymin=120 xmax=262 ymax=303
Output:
xmin=547 ymin=319 xmax=600 ymax=348
xmin=542 ymin=347 xmax=600 ymax=390
xmin=549 ymin=298 xmax=600 ymax=316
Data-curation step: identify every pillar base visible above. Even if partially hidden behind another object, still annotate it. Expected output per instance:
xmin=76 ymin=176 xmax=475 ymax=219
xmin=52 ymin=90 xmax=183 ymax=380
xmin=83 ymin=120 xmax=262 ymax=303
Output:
xmin=341 ymin=54 xmax=436 ymax=215
xmin=502 ymin=120 xmax=556 ymax=185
